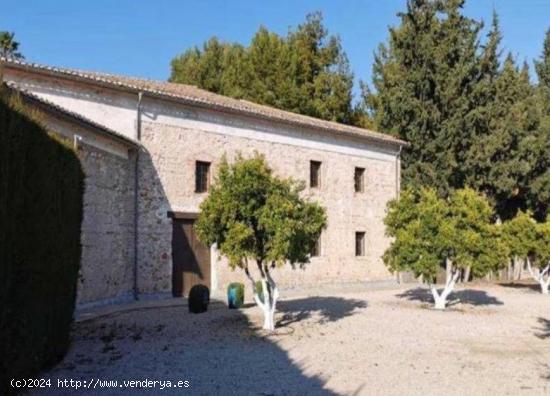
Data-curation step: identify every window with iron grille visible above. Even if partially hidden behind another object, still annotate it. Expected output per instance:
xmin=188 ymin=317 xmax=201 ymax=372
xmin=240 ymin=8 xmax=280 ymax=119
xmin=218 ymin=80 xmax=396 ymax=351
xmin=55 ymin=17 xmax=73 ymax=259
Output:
xmin=355 ymin=232 xmax=365 ymax=256
xmin=310 ymin=160 xmax=321 ymax=188
xmin=311 ymin=234 xmax=321 ymax=257
xmin=354 ymin=167 xmax=365 ymax=193
xmin=195 ymin=161 xmax=210 ymax=193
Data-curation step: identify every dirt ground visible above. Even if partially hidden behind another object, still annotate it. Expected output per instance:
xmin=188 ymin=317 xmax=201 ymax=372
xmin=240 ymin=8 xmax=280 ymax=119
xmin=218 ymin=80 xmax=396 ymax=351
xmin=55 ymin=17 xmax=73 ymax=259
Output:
xmin=28 ymin=283 xmax=550 ymax=396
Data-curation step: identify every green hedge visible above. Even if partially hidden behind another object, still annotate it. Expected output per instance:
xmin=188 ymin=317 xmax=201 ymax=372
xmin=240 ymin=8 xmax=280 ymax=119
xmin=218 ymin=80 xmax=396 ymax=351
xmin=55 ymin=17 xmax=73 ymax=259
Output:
xmin=0 ymin=86 xmax=84 ymax=393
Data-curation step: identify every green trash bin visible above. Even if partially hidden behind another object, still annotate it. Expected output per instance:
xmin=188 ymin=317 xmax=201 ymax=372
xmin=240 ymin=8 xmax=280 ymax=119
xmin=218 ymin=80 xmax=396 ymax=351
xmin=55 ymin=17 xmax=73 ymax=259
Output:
xmin=227 ymin=282 xmax=245 ymax=309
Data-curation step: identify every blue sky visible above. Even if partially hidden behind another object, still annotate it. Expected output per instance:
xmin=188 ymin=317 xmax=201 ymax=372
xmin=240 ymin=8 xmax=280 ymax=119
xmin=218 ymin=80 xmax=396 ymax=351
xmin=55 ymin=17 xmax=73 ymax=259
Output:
xmin=2 ymin=0 xmax=550 ymax=99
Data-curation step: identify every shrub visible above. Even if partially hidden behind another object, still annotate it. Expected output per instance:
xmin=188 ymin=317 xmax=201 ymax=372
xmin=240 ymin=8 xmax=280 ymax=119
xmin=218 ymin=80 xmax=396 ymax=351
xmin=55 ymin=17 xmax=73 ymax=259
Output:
xmin=0 ymin=85 xmax=84 ymax=393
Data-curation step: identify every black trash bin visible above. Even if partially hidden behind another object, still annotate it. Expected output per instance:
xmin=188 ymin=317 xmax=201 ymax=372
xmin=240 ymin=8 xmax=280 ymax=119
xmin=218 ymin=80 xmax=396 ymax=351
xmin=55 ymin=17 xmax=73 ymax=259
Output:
xmin=188 ymin=285 xmax=210 ymax=313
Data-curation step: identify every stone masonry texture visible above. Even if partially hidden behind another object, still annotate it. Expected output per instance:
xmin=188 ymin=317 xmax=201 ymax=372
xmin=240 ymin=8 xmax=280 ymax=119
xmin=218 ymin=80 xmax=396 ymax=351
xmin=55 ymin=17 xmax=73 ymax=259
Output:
xmin=3 ymin=65 xmax=402 ymax=305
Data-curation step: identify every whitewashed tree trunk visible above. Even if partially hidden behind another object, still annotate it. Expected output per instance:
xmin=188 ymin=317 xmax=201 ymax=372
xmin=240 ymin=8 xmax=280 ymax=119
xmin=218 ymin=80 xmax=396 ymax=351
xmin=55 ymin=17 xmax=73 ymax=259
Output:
xmin=245 ymin=262 xmax=279 ymax=332
xmin=260 ymin=273 xmax=279 ymax=331
xmin=430 ymin=260 xmax=460 ymax=310
xmin=526 ymin=259 xmax=550 ymax=295
xmin=445 ymin=259 xmax=452 ymax=283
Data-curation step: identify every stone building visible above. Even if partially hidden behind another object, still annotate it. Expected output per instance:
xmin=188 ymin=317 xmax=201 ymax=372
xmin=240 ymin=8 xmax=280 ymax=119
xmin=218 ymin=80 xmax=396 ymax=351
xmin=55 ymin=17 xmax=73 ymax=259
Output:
xmin=1 ymin=58 xmax=407 ymax=308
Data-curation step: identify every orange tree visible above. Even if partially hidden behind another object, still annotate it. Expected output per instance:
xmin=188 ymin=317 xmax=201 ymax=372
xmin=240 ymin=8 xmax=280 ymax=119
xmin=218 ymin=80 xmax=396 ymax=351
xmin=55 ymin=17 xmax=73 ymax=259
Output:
xmin=195 ymin=154 xmax=326 ymax=330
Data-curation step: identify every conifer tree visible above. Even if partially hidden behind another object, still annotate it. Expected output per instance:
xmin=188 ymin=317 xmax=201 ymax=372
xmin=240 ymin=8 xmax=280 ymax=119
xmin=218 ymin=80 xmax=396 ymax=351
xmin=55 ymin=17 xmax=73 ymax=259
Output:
xmin=535 ymin=29 xmax=550 ymax=96
xmin=170 ymin=12 xmax=356 ymax=124
xmin=365 ymin=1 xmax=547 ymax=221
xmin=524 ymin=28 xmax=550 ymax=220
xmin=364 ymin=0 xmax=483 ymax=196
xmin=468 ymin=54 xmax=538 ymax=219
xmin=170 ymin=38 xmax=249 ymax=98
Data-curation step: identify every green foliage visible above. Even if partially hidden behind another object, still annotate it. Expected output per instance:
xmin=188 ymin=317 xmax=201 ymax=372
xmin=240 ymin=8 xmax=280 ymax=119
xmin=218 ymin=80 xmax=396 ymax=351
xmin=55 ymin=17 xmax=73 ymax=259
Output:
xmin=447 ymin=189 xmax=509 ymax=278
xmin=365 ymin=0 xmax=483 ymax=196
xmin=466 ymin=54 xmax=538 ymax=219
xmin=536 ymin=218 xmax=550 ymax=265
xmin=384 ymin=187 xmax=508 ymax=283
xmin=170 ymin=12 xmax=357 ymax=125
xmin=364 ymin=1 xmax=550 ymax=221
xmin=0 ymin=31 xmax=23 ymax=59
xmin=535 ymin=29 xmax=550 ymax=93
xmin=503 ymin=211 xmax=550 ymax=269
xmin=502 ymin=211 xmax=538 ymax=260
xmin=384 ymin=188 xmax=449 ymax=281
xmin=524 ymin=29 xmax=550 ymax=220
xmin=0 ymin=85 xmax=84 ymax=393
xmin=195 ymin=153 xmax=327 ymax=270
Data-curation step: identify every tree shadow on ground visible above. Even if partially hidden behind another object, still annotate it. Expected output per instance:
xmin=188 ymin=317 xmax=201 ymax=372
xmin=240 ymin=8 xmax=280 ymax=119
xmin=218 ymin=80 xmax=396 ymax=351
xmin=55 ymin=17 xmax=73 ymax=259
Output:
xmin=47 ymin=303 xmax=339 ymax=396
xmin=396 ymin=287 xmax=503 ymax=307
xmin=499 ymin=282 xmax=541 ymax=293
xmin=276 ymin=296 xmax=367 ymax=327
xmin=535 ymin=318 xmax=550 ymax=340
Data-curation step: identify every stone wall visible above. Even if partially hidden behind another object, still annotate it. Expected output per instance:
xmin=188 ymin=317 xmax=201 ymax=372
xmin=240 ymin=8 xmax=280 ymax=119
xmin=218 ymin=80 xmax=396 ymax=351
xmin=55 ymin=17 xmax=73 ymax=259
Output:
xmin=4 ymin=68 xmax=402 ymax=302
xmin=136 ymin=119 xmax=399 ymax=298
xmin=37 ymin=114 xmax=136 ymax=306
xmin=77 ymin=144 xmax=135 ymax=304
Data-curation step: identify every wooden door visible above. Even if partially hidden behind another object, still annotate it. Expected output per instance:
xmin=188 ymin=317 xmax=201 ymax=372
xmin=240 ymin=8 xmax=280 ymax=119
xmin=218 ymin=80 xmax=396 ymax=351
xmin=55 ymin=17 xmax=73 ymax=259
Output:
xmin=172 ymin=218 xmax=211 ymax=297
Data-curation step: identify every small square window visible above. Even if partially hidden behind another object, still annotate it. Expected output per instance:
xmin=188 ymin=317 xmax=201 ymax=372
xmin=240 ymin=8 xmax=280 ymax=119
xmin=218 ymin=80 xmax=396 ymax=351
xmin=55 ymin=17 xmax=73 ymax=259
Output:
xmin=355 ymin=232 xmax=365 ymax=256
xmin=310 ymin=161 xmax=321 ymax=188
xmin=195 ymin=161 xmax=210 ymax=193
xmin=354 ymin=167 xmax=365 ymax=193
xmin=311 ymin=235 xmax=321 ymax=257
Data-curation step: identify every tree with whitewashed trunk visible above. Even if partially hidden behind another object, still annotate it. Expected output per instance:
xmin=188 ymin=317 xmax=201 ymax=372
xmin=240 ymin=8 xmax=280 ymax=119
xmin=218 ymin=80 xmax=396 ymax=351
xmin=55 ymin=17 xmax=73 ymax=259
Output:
xmin=502 ymin=211 xmax=538 ymax=285
xmin=195 ymin=154 xmax=327 ymax=331
xmin=532 ymin=220 xmax=550 ymax=294
xmin=384 ymin=188 xmax=508 ymax=310
xmin=504 ymin=212 xmax=550 ymax=294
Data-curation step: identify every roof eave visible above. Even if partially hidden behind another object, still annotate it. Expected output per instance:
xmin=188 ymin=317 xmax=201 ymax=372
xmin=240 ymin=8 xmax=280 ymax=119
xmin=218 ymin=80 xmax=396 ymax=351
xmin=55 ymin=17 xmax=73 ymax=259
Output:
xmin=2 ymin=58 xmax=408 ymax=149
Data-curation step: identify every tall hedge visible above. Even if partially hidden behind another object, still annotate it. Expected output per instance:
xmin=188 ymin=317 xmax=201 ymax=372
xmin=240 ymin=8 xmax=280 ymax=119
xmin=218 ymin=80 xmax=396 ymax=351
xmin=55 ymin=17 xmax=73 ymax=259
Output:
xmin=0 ymin=85 xmax=84 ymax=393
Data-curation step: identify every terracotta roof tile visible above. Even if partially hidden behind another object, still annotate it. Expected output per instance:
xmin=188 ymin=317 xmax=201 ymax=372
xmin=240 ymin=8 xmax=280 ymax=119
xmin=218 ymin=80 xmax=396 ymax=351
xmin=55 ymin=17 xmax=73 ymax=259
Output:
xmin=1 ymin=57 xmax=407 ymax=147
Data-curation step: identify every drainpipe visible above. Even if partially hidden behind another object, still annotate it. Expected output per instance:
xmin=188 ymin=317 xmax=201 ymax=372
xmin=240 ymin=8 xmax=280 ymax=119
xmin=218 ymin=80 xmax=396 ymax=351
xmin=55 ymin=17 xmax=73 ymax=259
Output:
xmin=395 ymin=144 xmax=404 ymax=284
xmin=133 ymin=92 xmax=143 ymax=300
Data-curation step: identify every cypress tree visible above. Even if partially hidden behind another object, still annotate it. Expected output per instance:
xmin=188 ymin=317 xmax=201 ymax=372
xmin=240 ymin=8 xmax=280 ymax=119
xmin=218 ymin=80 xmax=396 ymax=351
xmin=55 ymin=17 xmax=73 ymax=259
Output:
xmin=468 ymin=54 xmax=538 ymax=219
xmin=364 ymin=0 xmax=482 ymax=196
xmin=170 ymin=38 xmax=249 ymax=97
xmin=524 ymin=29 xmax=550 ymax=219
xmin=365 ymin=1 xmax=546 ymax=221
xmin=535 ymin=28 xmax=550 ymax=95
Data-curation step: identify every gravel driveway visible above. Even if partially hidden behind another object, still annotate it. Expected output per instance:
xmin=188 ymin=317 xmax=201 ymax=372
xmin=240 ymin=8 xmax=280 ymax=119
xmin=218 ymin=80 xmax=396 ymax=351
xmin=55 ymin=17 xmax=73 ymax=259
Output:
xmin=27 ymin=283 xmax=550 ymax=395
